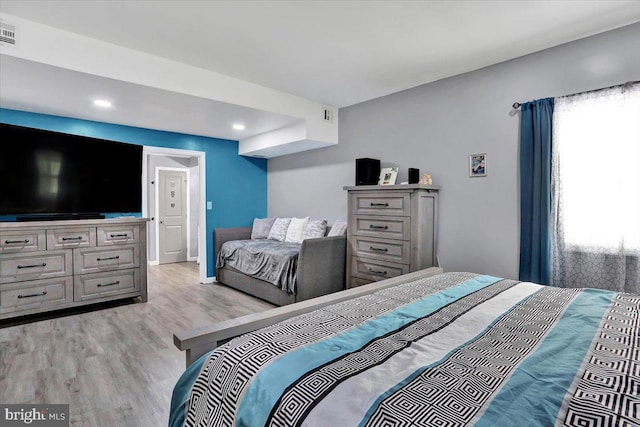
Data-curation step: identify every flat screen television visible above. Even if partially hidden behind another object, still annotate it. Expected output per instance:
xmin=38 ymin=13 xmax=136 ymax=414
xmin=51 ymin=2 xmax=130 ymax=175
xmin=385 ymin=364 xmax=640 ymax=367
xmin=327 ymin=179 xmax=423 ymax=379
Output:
xmin=0 ymin=123 xmax=143 ymax=220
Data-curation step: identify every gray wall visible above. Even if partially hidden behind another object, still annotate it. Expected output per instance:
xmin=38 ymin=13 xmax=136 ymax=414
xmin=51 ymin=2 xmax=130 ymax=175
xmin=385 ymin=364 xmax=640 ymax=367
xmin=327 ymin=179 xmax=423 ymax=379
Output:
xmin=268 ymin=23 xmax=640 ymax=280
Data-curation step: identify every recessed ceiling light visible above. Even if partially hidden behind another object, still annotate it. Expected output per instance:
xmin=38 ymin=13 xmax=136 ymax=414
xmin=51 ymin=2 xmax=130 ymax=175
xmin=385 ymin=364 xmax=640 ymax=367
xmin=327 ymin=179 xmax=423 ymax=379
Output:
xmin=93 ymin=99 xmax=112 ymax=108
xmin=232 ymin=123 xmax=245 ymax=130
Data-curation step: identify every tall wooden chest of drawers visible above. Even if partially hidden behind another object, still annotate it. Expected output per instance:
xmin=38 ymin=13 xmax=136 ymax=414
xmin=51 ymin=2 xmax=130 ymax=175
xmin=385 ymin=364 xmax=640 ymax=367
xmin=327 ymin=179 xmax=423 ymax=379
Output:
xmin=0 ymin=218 xmax=148 ymax=320
xmin=344 ymin=185 xmax=439 ymax=288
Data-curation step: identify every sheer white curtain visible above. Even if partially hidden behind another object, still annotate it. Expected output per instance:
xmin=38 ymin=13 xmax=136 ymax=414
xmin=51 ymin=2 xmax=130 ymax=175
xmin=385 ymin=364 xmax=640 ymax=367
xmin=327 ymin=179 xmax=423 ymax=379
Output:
xmin=550 ymin=82 xmax=640 ymax=293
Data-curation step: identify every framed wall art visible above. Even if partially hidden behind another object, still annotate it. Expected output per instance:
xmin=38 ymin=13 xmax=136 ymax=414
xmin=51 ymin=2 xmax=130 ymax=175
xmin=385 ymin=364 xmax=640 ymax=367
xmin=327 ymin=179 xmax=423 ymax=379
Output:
xmin=469 ymin=153 xmax=487 ymax=177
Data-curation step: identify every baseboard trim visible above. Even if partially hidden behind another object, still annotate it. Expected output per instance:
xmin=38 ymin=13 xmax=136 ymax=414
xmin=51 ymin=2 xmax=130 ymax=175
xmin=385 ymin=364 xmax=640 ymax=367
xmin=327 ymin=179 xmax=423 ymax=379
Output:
xmin=202 ymin=276 xmax=216 ymax=284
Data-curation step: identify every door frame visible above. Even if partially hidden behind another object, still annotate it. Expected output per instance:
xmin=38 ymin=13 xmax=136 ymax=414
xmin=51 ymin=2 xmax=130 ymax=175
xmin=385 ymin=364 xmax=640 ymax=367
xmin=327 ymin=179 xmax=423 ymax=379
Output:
xmin=142 ymin=146 xmax=210 ymax=284
xmin=156 ymin=167 xmax=190 ymax=265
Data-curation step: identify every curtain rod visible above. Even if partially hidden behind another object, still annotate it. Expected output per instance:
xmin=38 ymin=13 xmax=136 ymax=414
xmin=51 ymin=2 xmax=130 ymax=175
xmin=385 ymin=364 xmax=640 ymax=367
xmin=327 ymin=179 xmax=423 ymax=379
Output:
xmin=512 ymin=80 xmax=639 ymax=109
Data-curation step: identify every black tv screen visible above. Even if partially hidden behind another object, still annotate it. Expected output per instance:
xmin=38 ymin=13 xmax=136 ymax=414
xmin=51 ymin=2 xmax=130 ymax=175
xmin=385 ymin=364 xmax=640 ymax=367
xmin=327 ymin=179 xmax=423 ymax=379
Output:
xmin=0 ymin=123 xmax=143 ymax=217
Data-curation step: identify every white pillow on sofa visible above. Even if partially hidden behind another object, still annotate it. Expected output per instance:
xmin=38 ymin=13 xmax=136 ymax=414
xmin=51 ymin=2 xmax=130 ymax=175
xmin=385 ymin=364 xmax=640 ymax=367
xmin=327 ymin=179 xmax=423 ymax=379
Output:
xmin=268 ymin=217 xmax=291 ymax=241
xmin=302 ymin=219 xmax=328 ymax=240
xmin=285 ymin=217 xmax=309 ymax=243
xmin=327 ymin=219 xmax=348 ymax=237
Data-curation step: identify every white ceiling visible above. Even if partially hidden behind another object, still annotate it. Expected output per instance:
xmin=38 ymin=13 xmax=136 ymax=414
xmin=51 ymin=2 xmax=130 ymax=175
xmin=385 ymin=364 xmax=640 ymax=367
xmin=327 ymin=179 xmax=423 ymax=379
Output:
xmin=1 ymin=1 xmax=640 ymax=142
xmin=0 ymin=55 xmax=299 ymax=142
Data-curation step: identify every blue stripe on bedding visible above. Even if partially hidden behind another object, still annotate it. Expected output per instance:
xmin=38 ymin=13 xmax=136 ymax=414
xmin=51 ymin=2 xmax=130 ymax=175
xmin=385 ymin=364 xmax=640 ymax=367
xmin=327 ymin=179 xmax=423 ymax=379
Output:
xmin=168 ymin=351 xmax=210 ymax=427
xmin=236 ymin=275 xmax=503 ymax=427
xmin=473 ymin=288 xmax=614 ymax=427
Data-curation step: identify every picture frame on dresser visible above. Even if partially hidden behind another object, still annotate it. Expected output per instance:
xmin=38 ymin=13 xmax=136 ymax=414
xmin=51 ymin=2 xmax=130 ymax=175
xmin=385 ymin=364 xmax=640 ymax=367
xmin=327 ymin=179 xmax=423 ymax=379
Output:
xmin=378 ymin=167 xmax=399 ymax=185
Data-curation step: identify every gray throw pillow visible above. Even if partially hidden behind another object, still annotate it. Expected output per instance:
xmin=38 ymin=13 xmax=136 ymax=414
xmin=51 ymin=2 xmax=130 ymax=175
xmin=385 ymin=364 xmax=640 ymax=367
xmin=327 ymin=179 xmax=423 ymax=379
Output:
xmin=302 ymin=219 xmax=328 ymax=240
xmin=251 ymin=217 xmax=276 ymax=239
xmin=267 ymin=217 xmax=291 ymax=241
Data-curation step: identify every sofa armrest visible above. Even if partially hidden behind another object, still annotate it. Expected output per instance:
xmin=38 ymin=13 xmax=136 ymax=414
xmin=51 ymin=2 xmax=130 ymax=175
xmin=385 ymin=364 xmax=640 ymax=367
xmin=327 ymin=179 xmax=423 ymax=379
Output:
xmin=214 ymin=227 xmax=252 ymax=265
xmin=296 ymin=235 xmax=346 ymax=302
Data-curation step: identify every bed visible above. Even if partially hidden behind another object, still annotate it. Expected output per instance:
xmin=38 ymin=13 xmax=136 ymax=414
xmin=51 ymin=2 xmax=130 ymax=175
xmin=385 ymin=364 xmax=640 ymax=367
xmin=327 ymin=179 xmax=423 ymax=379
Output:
xmin=170 ymin=268 xmax=639 ymax=427
xmin=214 ymin=226 xmax=346 ymax=306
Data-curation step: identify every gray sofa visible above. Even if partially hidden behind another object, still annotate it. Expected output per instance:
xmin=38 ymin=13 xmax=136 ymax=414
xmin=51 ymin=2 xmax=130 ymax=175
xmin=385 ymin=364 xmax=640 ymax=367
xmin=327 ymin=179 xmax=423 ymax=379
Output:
xmin=214 ymin=227 xmax=346 ymax=306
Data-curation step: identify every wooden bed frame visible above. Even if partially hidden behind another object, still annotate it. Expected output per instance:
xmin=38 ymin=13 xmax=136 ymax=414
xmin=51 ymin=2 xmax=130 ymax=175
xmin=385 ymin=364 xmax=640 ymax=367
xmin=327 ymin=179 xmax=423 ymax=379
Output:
xmin=173 ymin=267 xmax=444 ymax=367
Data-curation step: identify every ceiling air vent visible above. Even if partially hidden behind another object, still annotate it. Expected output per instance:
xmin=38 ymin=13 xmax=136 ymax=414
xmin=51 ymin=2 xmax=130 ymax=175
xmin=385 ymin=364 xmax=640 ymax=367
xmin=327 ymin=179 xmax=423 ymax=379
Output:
xmin=0 ymin=20 xmax=18 ymax=47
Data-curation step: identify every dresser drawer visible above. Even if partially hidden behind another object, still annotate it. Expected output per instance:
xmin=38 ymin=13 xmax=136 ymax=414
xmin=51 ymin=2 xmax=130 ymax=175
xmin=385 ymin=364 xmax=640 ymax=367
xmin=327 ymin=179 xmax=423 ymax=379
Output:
xmin=351 ymin=215 xmax=410 ymax=240
xmin=47 ymin=227 xmax=95 ymax=249
xmin=0 ymin=276 xmax=73 ymax=315
xmin=351 ymin=256 xmax=410 ymax=282
xmin=0 ymin=250 xmax=72 ymax=284
xmin=74 ymin=245 xmax=139 ymax=275
xmin=352 ymin=235 xmax=410 ymax=264
xmin=351 ymin=192 xmax=410 ymax=216
xmin=75 ymin=269 xmax=140 ymax=301
xmin=97 ymin=225 xmax=139 ymax=246
xmin=0 ymin=229 xmax=46 ymax=253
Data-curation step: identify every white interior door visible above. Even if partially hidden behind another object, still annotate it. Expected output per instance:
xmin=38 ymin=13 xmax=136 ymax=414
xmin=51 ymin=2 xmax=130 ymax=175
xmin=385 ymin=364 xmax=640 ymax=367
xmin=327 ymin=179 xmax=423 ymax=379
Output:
xmin=158 ymin=169 xmax=188 ymax=264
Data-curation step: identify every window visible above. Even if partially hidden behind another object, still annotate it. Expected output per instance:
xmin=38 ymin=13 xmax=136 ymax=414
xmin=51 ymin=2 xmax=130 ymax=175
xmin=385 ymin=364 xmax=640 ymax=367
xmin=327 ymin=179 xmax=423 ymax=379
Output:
xmin=550 ymin=82 xmax=639 ymax=292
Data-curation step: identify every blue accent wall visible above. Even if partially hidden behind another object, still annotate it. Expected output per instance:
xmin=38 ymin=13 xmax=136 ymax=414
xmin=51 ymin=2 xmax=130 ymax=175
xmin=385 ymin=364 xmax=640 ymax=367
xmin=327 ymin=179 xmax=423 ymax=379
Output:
xmin=0 ymin=108 xmax=268 ymax=278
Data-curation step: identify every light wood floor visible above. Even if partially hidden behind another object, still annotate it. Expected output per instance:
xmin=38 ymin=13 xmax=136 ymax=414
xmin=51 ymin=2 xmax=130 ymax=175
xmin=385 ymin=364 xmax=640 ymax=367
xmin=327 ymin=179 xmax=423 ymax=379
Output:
xmin=0 ymin=262 xmax=274 ymax=426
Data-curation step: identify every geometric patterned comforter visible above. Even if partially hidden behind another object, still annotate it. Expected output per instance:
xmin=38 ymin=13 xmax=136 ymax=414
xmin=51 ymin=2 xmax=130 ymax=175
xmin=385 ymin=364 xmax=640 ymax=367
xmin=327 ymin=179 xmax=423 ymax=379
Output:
xmin=169 ymin=272 xmax=640 ymax=427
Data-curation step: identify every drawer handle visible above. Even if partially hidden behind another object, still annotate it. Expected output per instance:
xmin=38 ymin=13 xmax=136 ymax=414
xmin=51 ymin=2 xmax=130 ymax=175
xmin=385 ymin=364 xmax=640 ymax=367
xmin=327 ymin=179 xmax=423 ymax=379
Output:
xmin=96 ymin=256 xmax=120 ymax=261
xmin=369 ymin=225 xmax=389 ymax=230
xmin=97 ymin=281 xmax=120 ymax=288
xmin=62 ymin=236 xmax=83 ymax=241
xmin=110 ymin=233 xmax=129 ymax=238
xmin=370 ymin=246 xmax=388 ymax=252
xmin=18 ymin=291 xmax=47 ymax=299
xmin=17 ymin=263 xmax=47 ymax=269
xmin=368 ymin=268 xmax=387 ymax=275
xmin=5 ymin=239 xmax=29 ymax=244
xmin=370 ymin=202 xmax=389 ymax=207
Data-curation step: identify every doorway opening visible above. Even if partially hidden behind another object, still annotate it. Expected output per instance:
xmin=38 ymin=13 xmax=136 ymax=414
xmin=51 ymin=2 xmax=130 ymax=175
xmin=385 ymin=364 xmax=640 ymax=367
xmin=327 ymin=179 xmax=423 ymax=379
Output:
xmin=142 ymin=146 xmax=210 ymax=283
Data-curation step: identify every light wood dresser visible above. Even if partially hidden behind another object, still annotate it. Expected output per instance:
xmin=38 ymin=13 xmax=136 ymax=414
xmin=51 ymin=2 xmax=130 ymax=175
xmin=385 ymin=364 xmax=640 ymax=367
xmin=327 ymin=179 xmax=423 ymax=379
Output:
xmin=0 ymin=217 xmax=148 ymax=320
xmin=344 ymin=185 xmax=439 ymax=288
